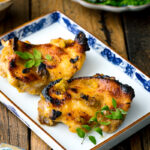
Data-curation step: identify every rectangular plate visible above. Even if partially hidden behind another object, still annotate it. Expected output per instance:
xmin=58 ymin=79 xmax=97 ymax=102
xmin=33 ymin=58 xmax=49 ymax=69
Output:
xmin=0 ymin=11 xmax=150 ymax=150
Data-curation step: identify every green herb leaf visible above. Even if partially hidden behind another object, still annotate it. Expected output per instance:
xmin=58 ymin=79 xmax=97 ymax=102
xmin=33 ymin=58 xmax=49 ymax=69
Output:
xmin=15 ymin=51 xmax=33 ymax=59
xmin=112 ymin=98 xmax=117 ymax=108
xmin=15 ymin=51 xmax=27 ymax=59
xmin=82 ymin=125 xmax=91 ymax=131
xmin=25 ymin=59 xmax=35 ymax=68
xmin=101 ymin=105 xmax=109 ymax=115
xmin=119 ymin=108 xmax=127 ymax=115
xmin=101 ymin=105 xmax=109 ymax=111
xmin=95 ymin=111 xmax=101 ymax=118
xmin=34 ymin=49 xmax=41 ymax=59
xmin=94 ymin=127 xmax=103 ymax=136
xmin=100 ymin=121 xmax=111 ymax=126
xmin=25 ymin=52 xmax=34 ymax=59
xmin=76 ymin=128 xmax=85 ymax=138
xmin=88 ymin=136 xmax=96 ymax=145
xmin=106 ymin=109 xmax=123 ymax=120
xmin=112 ymin=109 xmax=123 ymax=119
xmin=46 ymin=54 xmax=52 ymax=61
xmin=35 ymin=59 xmax=43 ymax=67
xmin=89 ymin=116 xmax=97 ymax=123
xmin=105 ymin=114 xmax=113 ymax=119
xmin=101 ymin=111 xmax=104 ymax=115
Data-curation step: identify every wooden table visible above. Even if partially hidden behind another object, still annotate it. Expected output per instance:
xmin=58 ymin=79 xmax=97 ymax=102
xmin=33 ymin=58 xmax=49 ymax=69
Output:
xmin=0 ymin=0 xmax=150 ymax=150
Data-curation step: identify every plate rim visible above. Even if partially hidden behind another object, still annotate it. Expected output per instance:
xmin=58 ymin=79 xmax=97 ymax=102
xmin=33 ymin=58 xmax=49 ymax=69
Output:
xmin=73 ymin=0 xmax=150 ymax=12
xmin=0 ymin=11 xmax=150 ymax=150
xmin=0 ymin=0 xmax=12 ymax=11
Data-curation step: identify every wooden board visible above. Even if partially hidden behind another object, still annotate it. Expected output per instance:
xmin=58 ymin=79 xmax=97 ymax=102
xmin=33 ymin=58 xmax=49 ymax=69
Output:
xmin=123 ymin=8 xmax=150 ymax=150
xmin=0 ymin=0 xmax=30 ymax=149
xmin=123 ymin=8 xmax=150 ymax=76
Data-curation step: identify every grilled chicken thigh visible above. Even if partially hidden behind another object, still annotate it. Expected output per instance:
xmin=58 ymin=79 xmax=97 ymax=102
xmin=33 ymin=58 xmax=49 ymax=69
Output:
xmin=0 ymin=32 xmax=89 ymax=95
xmin=38 ymin=74 xmax=135 ymax=133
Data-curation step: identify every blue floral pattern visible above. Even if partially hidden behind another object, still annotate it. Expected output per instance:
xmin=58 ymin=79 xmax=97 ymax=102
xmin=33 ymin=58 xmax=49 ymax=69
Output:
xmin=136 ymin=72 xmax=150 ymax=92
xmin=124 ymin=64 xmax=135 ymax=77
xmin=88 ymin=35 xmax=104 ymax=50
xmin=0 ymin=11 xmax=149 ymax=92
xmin=51 ymin=12 xmax=60 ymax=22
xmin=62 ymin=17 xmax=80 ymax=34
xmin=101 ymin=48 xmax=122 ymax=65
xmin=88 ymin=35 xmax=96 ymax=48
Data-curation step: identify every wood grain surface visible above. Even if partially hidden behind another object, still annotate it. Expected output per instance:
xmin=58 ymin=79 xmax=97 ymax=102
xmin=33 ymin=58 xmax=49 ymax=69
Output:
xmin=0 ymin=0 xmax=149 ymax=150
xmin=0 ymin=0 xmax=30 ymax=149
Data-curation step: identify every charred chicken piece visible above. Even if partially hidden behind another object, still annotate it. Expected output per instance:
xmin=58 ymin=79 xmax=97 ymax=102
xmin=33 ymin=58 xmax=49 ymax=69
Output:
xmin=38 ymin=74 xmax=135 ymax=133
xmin=0 ymin=32 xmax=89 ymax=95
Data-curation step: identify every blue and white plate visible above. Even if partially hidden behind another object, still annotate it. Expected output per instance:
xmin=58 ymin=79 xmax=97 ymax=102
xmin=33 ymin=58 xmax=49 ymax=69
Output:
xmin=0 ymin=11 xmax=150 ymax=150
xmin=73 ymin=0 xmax=150 ymax=12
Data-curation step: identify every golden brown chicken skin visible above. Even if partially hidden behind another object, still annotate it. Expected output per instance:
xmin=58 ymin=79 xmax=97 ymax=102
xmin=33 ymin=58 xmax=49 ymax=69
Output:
xmin=38 ymin=74 xmax=135 ymax=133
xmin=0 ymin=32 xmax=89 ymax=95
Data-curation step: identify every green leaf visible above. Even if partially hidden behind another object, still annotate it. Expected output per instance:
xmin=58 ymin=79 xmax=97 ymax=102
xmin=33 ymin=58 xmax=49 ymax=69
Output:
xmin=88 ymin=136 xmax=96 ymax=145
xmin=100 ymin=121 xmax=111 ymax=126
xmin=112 ymin=109 xmax=123 ymax=119
xmin=119 ymin=108 xmax=127 ymax=115
xmin=82 ymin=125 xmax=91 ymax=131
xmin=33 ymin=49 xmax=41 ymax=59
xmin=105 ymin=114 xmax=113 ymax=119
xmin=105 ymin=109 xmax=123 ymax=120
xmin=101 ymin=111 xmax=104 ymax=115
xmin=15 ymin=51 xmax=26 ymax=59
xmin=15 ymin=51 xmax=33 ymax=60
xmin=76 ymin=128 xmax=85 ymax=138
xmin=112 ymin=98 xmax=117 ymax=108
xmin=101 ymin=105 xmax=110 ymax=115
xmin=109 ymin=109 xmax=123 ymax=120
xmin=89 ymin=116 xmax=97 ymax=123
xmin=94 ymin=127 xmax=103 ymax=136
xmin=95 ymin=111 xmax=101 ymax=118
xmin=25 ymin=59 xmax=35 ymax=68
xmin=101 ymin=105 xmax=109 ymax=111
xmin=24 ymin=52 xmax=34 ymax=59
xmin=46 ymin=54 xmax=52 ymax=61
xmin=34 ymin=59 xmax=42 ymax=67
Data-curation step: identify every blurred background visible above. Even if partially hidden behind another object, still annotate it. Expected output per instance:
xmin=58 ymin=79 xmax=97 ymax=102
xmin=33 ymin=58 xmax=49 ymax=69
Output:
xmin=0 ymin=0 xmax=150 ymax=150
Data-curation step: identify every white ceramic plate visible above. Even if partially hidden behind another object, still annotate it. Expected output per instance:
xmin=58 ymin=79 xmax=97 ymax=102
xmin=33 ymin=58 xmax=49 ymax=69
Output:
xmin=73 ymin=0 xmax=150 ymax=12
xmin=0 ymin=0 xmax=12 ymax=11
xmin=0 ymin=11 xmax=150 ymax=150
